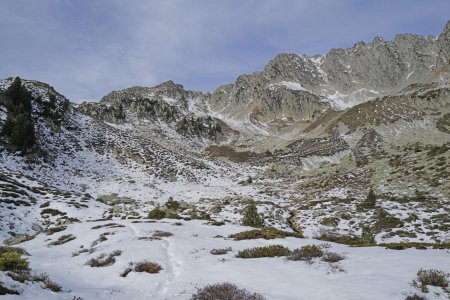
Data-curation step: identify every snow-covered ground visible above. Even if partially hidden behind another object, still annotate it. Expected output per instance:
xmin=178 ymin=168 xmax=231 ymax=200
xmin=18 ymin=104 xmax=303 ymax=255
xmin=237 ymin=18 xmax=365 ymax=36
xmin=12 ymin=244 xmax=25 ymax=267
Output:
xmin=2 ymin=219 xmax=449 ymax=300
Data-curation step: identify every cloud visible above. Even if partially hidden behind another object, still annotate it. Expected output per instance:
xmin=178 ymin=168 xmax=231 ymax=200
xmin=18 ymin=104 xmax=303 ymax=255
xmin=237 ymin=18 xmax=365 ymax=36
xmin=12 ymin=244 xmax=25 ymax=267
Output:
xmin=0 ymin=0 xmax=449 ymax=102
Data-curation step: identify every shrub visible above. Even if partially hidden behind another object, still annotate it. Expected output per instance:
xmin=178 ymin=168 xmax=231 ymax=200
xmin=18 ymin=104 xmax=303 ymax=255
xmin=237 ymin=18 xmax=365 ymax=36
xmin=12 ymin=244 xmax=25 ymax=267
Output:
xmin=152 ymin=231 xmax=173 ymax=238
xmin=360 ymin=227 xmax=376 ymax=245
xmin=0 ymin=283 xmax=19 ymax=295
xmin=86 ymin=250 xmax=122 ymax=267
xmin=412 ymin=269 xmax=449 ymax=293
xmin=120 ymin=266 xmax=133 ymax=278
xmin=286 ymin=245 xmax=323 ymax=261
xmin=45 ymin=226 xmax=67 ymax=235
xmin=322 ymin=252 xmax=345 ymax=263
xmin=242 ymin=201 xmax=264 ymax=228
xmin=191 ymin=282 xmax=265 ymax=300
xmin=48 ymin=234 xmax=76 ymax=246
xmin=0 ymin=251 xmax=29 ymax=271
xmin=165 ymin=197 xmax=180 ymax=210
xmin=372 ymin=209 xmax=403 ymax=232
xmin=236 ymin=245 xmax=290 ymax=259
xmin=91 ymin=223 xmax=125 ymax=230
xmin=0 ymin=246 xmax=27 ymax=256
xmin=7 ymin=271 xmax=61 ymax=292
xmin=134 ymin=261 xmax=162 ymax=274
xmin=210 ymin=247 xmax=232 ymax=255
xmin=33 ymin=273 xmax=62 ymax=292
xmin=320 ymin=217 xmax=340 ymax=227
xmin=229 ymin=227 xmax=303 ymax=241
xmin=365 ymin=188 xmax=377 ymax=207
xmin=148 ymin=206 xmax=166 ymax=220
xmin=41 ymin=208 xmax=66 ymax=216
xmin=405 ymin=294 xmax=426 ymax=300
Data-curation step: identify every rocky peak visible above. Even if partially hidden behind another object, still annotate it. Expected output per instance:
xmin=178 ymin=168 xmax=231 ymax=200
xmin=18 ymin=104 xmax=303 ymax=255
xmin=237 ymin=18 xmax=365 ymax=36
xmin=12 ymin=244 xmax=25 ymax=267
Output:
xmin=436 ymin=20 xmax=450 ymax=68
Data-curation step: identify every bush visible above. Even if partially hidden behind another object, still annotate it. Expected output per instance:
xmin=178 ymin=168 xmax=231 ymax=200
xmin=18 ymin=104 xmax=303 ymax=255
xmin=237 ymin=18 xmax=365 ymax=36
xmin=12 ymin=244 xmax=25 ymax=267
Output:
xmin=48 ymin=234 xmax=76 ymax=246
xmin=210 ymin=247 xmax=232 ymax=255
xmin=365 ymin=188 xmax=377 ymax=207
xmin=0 ymin=283 xmax=19 ymax=295
xmin=286 ymin=245 xmax=323 ymax=261
xmin=86 ymin=250 xmax=122 ymax=267
xmin=191 ymin=282 xmax=265 ymax=300
xmin=7 ymin=271 xmax=61 ymax=292
xmin=322 ymin=252 xmax=345 ymax=263
xmin=236 ymin=245 xmax=290 ymax=259
xmin=412 ymin=269 xmax=449 ymax=293
xmin=152 ymin=231 xmax=173 ymax=238
xmin=165 ymin=197 xmax=180 ymax=210
xmin=242 ymin=201 xmax=264 ymax=228
xmin=0 ymin=251 xmax=29 ymax=271
xmin=134 ymin=261 xmax=162 ymax=274
xmin=148 ymin=206 xmax=166 ymax=220
xmin=360 ymin=227 xmax=376 ymax=245
xmin=45 ymin=226 xmax=67 ymax=235
xmin=405 ymin=294 xmax=426 ymax=300
xmin=33 ymin=273 xmax=62 ymax=292
xmin=120 ymin=266 xmax=133 ymax=278
xmin=372 ymin=209 xmax=403 ymax=232
xmin=229 ymin=227 xmax=303 ymax=241
xmin=315 ymin=228 xmax=362 ymax=246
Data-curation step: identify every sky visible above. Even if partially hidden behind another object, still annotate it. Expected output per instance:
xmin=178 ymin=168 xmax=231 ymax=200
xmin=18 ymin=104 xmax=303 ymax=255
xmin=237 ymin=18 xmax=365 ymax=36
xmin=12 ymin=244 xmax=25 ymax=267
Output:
xmin=0 ymin=0 xmax=449 ymax=102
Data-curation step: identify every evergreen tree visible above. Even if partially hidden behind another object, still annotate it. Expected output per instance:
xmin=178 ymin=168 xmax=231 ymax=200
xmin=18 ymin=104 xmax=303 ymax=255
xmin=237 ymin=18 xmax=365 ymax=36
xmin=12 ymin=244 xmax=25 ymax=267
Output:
xmin=365 ymin=188 xmax=377 ymax=207
xmin=242 ymin=200 xmax=264 ymax=228
xmin=1 ymin=77 xmax=36 ymax=153
xmin=360 ymin=226 xmax=376 ymax=245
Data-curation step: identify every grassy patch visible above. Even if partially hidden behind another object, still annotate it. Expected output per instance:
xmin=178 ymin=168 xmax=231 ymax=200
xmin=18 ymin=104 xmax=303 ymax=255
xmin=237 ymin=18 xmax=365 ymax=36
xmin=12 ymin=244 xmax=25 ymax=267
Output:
xmin=229 ymin=227 xmax=303 ymax=241
xmin=191 ymin=282 xmax=265 ymax=300
xmin=286 ymin=244 xmax=323 ymax=261
xmin=412 ymin=269 xmax=449 ymax=293
xmin=236 ymin=245 xmax=291 ymax=258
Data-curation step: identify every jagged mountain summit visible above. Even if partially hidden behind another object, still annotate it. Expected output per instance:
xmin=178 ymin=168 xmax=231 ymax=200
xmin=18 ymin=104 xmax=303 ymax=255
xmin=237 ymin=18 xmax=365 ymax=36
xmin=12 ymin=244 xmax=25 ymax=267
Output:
xmin=0 ymin=21 xmax=449 ymax=300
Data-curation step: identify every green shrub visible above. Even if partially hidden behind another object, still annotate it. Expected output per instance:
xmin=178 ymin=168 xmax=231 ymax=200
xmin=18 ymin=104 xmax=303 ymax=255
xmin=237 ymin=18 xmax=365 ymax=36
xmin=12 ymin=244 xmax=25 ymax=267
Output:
xmin=236 ymin=245 xmax=290 ymax=258
xmin=190 ymin=282 xmax=265 ymax=300
xmin=286 ymin=245 xmax=323 ymax=261
xmin=148 ymin=206 xmax=166 ymax=219
xmin=229 ymin=227 xmax=302 ymax=241
xmin=0 ymin=251 xmax=29 ymax=271
xmin=242 ymin=201 xmax=264 ymax=228
xmin=412 ymin=269 xmax=449 ymax=293
xmin=165 ymin=197 xmax=180 ymax=210
xmin=360 ymin=226 xmax=376 ymax=245
xmin=365 ymin=188 xmax=377 ymax=207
